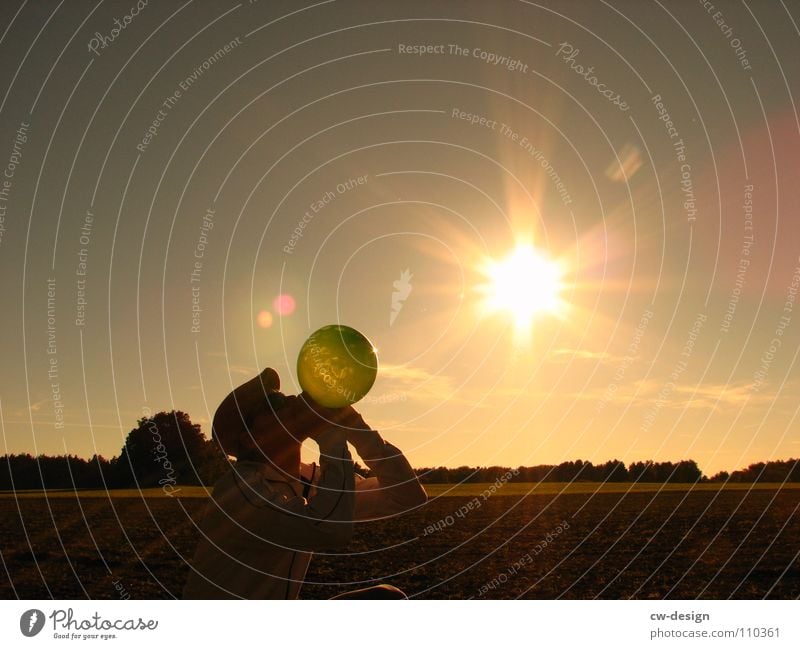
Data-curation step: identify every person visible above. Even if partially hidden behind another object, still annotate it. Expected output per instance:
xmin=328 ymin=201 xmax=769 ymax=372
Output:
xmin=182 ymin=367 xmax=427 ymax=599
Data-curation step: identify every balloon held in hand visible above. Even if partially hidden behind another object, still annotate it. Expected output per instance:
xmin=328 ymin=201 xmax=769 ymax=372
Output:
xmin=297 ymin=325 xmax=378 ymax=408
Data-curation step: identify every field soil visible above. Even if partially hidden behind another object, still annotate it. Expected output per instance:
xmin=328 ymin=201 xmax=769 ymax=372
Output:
xmin=1 ymin=488 xmax=798 ymax=599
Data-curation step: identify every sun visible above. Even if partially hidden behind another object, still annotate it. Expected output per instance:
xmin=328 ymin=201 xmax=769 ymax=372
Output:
xmin=477 ymin=242 xmax=568 ymax=334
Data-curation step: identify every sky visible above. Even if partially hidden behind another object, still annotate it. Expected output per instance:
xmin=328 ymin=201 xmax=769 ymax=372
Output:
xmin=0 ymin=0 xmax=798 ymax=476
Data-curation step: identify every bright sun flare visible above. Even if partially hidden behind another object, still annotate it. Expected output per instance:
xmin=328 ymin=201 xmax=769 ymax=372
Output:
xmin=478 ymin=243 xmax=567 ymax=333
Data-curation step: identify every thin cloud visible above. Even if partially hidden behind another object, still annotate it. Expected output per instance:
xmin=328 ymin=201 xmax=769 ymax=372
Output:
xmin=226 ymin=364 xmax=260 ymax=377
xmin=378 ymin=363 xmax=457 ymax=403
xmin=548 ymin=348 xmax=626 ymax=363
xmin=550 ymin=378 xmax=789 ymax=411
xmin=26 ymin=398 xmax=50 ymax=413
xmin=669 ymin=382 xmax=781 ymax=410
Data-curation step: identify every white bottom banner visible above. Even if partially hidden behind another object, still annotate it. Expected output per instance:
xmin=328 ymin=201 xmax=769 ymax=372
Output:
xmin=0 ymin=600 xmax=797 ymax=648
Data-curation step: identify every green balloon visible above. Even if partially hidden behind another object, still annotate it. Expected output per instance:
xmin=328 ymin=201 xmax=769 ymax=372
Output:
xmin=297 ymin=325 xmax=378 ymax=408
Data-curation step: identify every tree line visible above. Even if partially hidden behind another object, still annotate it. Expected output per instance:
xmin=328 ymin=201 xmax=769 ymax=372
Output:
xmin=0 ymin=410 xmax=797 ymax=489
xmin=414 ymin=459 xmax=800 ymax=484
xmin=0 ymin=411 xmax=227 ymax=491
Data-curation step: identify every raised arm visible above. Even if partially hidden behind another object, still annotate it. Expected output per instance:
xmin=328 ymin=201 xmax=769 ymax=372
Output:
xmin=347 ymin=421 xmax=428 ymax=521
xmin=288 ymin=394 xmax=427 ymax=521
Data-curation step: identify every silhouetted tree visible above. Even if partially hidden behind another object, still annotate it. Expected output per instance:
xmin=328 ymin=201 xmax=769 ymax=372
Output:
xmin=116 ymin=410 xmax=207 ymax=487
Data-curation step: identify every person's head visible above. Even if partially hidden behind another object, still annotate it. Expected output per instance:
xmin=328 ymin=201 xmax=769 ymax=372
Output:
xmin=213 ymin=367 xmax=284 ymax=461
xmin=238 ymin=393 xmax=303 ymax=468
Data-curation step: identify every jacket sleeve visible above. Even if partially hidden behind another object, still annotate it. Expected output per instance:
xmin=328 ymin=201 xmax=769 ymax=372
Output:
xmin=350 ymin=429 xmax=427 ymax=521
xmin=215 ymin=429 xmax=355 ymax=551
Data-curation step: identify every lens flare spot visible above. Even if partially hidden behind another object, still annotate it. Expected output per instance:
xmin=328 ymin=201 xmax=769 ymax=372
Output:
xmin=256 ymin=310 xmax=273 ymax=328
xmin=273 ymin=294 xmax=296 ymax=316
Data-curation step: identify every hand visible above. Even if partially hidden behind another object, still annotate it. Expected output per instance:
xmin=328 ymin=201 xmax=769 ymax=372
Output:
xmin=283 ymin=393 xmax=370 ymax=443
xmin=257 ymin=367 xmax=281 ymax=392
xmin=303 ymin=400 xmax=382 ymax=454
xmin=272 ymin=393 xmax=341 ymax=442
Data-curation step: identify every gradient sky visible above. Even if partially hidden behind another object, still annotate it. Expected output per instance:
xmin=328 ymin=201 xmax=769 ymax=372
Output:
xmin=0 ymin=0 xmax=798 ymax=476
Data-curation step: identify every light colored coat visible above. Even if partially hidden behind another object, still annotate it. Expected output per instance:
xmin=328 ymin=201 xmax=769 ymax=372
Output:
xmin=182 ymin=428 xmax=426 ymax=599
